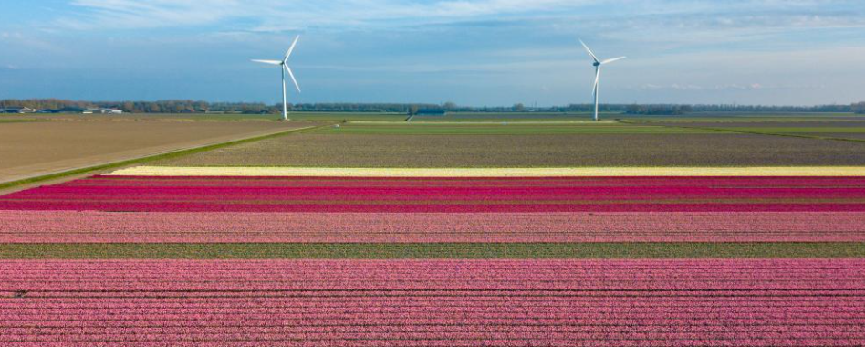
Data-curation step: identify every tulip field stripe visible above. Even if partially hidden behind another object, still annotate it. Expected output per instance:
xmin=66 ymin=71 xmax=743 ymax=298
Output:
xmin=0 ymin=259 xmax=863 ymax=346
xmin=8 ymin=202 xmax=865 ymax=213
xmin=109 ymin=166 xmax=865 ymax=177
xmin=79 ymin=175 xmax=865 ymax=187
xmin=2 ymin=175 xmax=864 ymax=213
xmin=2 ymin=243 xmax=865 ymax=258
xmin=3 ymin=211 xmax=865 ymax=243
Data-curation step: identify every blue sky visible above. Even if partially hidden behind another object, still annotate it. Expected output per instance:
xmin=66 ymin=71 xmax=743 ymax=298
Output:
xmin=1 ymin=0 xmax=864 ymax=106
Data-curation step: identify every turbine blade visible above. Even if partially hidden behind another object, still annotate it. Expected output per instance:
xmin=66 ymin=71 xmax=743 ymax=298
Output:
xmin=601 ymin=57 xmax=626 ymax=65
xmin=285 ymin=66 xmax=301 ymax=93
xmin=285 ymin=35 xmax=300 ymax=61
xmin=592 ymin=68 xmax=600 ymax=97
xmin=251 ymin=59 xmax=283 ymax=65
xmin=579 ymin=39 xmax=599 ymax=63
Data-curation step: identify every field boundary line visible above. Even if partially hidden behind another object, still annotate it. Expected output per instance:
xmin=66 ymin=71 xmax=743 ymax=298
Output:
xmin=0 ymin=124 xmax=329 ymax=192
xmin=621 ymin=119 xmax=865 ymax=144
xmin=108 ymin=166 xmax=865 ymax=177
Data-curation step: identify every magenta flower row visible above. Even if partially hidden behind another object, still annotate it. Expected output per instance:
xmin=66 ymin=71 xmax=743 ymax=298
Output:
xmin=1 ymin=175 xmax=863 ymax=213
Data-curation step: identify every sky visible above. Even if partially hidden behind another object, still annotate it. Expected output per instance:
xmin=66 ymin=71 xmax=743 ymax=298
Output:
xmin=1 ymin=0 xmax=864 ymax=107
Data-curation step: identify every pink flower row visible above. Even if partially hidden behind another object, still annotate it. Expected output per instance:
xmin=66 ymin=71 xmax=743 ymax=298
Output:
xmin=1 ymin=259 xmax=864 ymax=346
xmin=3 ymin=340 xmax=861 ymax=347
xmin=2 ymin=211 xmax=865 ymax=243
xmin=2 ymin=259 xmax=864 ymax=291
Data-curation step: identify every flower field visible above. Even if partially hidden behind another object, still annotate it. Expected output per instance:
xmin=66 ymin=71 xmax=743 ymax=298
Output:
xmin=2 ymin=210 xmax=865 ymax=243
xmin=2 ymin=172 xmax=865 ymax=245
xmin=2 ymin=163 xmax=865 ymax=345
xmin=1 ymin=259 xmax=864 ymax=346
xmin=2 ymin=175 xmax=865 ymax=213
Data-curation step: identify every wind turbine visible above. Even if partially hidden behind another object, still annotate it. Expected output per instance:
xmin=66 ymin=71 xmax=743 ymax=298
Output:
xmin=579 ymin=39 xmax=625 ymax=121
xmin=252 ymin=36 xmax=301 ymax=121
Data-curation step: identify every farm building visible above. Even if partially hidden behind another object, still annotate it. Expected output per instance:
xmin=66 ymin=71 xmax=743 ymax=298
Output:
xmin=83 ymin=109 xmax=123 ymax=114
xmin=414 ymin=109 xmax=448 ymax=116
xmin=1 ymin=107 xmax=35 ymax=113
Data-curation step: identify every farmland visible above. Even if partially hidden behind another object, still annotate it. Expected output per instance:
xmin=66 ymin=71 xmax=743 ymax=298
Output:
xmin=4 ymin=175 xmax=865 ymax=213
xmin=1 ymin=259 xmax=864 ymax=346
xmin=157 ymin=122 xmax=865 ymax=167
xmin=4 ymin=210 xmax=864 ymax=243
xmin=2 ymin=113 xmax=865 ymax=346
xmin=0 ymin=115 xmax=320 ymax=184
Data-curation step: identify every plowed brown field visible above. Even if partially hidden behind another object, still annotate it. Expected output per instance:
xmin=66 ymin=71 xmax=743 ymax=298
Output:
xmin=0 ymin=118 xmax=317 ymax=183
xmin=159 ymin=132 xmax=865 ymax=167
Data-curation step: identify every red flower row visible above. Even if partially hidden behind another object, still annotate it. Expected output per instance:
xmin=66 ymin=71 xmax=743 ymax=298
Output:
xmin=2 ymin=176 xmax=864 ymax=213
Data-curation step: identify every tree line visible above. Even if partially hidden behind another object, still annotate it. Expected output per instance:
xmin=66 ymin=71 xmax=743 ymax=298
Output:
xmin=1 ymin=99 xmax=864 ymax=115
xmin=853 ymin=102 xmax=865 ymax=114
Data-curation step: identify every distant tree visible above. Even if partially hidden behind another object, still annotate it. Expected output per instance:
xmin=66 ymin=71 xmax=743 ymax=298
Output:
xmin=121 ymin=101 xmax=135 ymax=113
xmin=193 ymin=101 xmax=209 ymax=112
xmin=4 ymin=99 xmax=863 ymax=114
xmin=852 ymin=102 xmax=865 ymax=114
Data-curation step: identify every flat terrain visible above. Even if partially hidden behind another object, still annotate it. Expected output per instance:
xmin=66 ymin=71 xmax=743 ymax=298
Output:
xmin=158 ymin=122 xmax=865 ymax=167
xmin=0 ymin=116 xmax=318 ymax=183
xmin=641 ymin=118 xmax=865 ymax=142
xmin=643 ymin=120 xmax=865 ymax=128
xmin=3 ymin=174 xmax=864 ymax=258
xmin=3 ymin=259 xmax=861 ymax=346
xmin=3 ymin=112 xmax=865 ymax=346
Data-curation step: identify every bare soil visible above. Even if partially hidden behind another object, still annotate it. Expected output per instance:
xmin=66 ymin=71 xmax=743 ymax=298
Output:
xmin=0 ymin=118 xmax=317 ymax=183
xmin=158 ymin=133 xmax=865 ymax=167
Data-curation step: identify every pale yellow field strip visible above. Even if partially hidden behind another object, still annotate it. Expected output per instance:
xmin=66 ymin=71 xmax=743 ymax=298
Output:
xmin=110 ymin=166 xmax=865 ymax=177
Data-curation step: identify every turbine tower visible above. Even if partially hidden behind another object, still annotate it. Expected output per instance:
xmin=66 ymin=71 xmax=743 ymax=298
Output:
xmin=252 ymin=36 xmax=301 ymax=121
xmin=579 ymin=39 xmax=625 ymax=121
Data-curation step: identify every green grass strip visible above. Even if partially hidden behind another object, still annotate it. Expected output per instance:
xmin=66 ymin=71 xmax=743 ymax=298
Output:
xmin=0 ymin=119 xmax=41 ymax=123
xmin=621 ymin=120 xmax=865 ymax=144
xmin=2 ymin=243 xmax=863 ymax=259
xmin=0 ymin=124 xmax=331 ymax=191
xmin=317 ymin=123 xmax=704 ymax=135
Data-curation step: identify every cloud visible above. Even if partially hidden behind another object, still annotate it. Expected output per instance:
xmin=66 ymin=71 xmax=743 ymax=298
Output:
xmin=58 ymin=0 xmax=864 ymax=31
xmin=6 ymin=0 xmax=864 ymax=105
xmin=57 ymin=0 xmax=590 ymax=31
xmin=628 ymin=83 xmax=826 ymax=92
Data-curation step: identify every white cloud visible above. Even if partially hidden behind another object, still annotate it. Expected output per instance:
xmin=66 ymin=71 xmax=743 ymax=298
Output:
xmin=59 ymin=0 xmax=590 ymax=30
xmin=58 ymin=0 xmax=864 ymax=32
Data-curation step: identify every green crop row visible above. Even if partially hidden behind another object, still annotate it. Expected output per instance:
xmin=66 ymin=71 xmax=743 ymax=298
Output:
xmin=2 ymin=243 xmax=864 ymax=259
